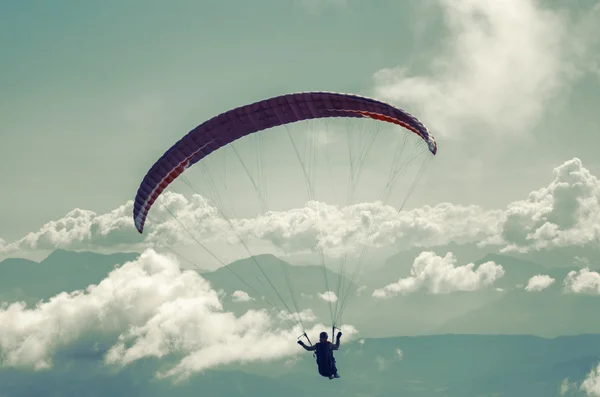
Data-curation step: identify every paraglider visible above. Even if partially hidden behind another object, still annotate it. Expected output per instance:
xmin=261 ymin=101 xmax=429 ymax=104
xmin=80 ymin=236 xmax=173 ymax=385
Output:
xmin=133 ymin=91 xmax=437 ymax=234
xmin=132 ymin=91 xmax=437 ymax=379
xmin=298 ymin=330 xmax=343 ymax=379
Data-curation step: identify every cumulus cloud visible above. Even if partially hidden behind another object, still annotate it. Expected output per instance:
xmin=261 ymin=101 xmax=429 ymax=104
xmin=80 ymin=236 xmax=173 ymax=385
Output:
xmin=372 ymin=251 xmax=504 ymax=298
xmin=0 ymin=203 xmax=143 ymax=255
xmin=3 ymin=157 xmax=599 ymax=261
xmin=373 ymin=0 xmax=583 ymax=138
xmin=1 ymin=192 xmax=503 ymax=261
xmin=238 ymin=200 xmax=502 ymax=257
xmin=277 ymin=309 xmax=318 ymax=325
xmin=0 ymin=250 xmax=357 ymax=380
xmin=581 ymin=362 xmax=600 ymax=396
xmin=0 ymin=192 xmax=238 ymax=257
xmin=525 ymin=274 xmax=555 ymax=292
xmin=487 ymin=158 xmax=600 ymax=253
xmin=0 ymin=249 xmax=218 ymax=370
xmin=318 ymin=291 xmax=338 ymax=303
xmin=563 ymin=268 xmax=600 ymax=295
xmin=231 ymin=290 xmax=254 ymax=302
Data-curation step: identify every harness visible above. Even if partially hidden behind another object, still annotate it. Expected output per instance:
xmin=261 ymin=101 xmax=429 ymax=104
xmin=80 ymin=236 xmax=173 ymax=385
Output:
xmin=315 ymin=342 xmax=335 ymax=377
xmin=298 ymin=330 xmax=339 ymax=378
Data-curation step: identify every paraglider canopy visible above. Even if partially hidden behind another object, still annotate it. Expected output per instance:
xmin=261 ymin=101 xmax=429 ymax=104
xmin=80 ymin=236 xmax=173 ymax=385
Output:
xmin=133 ymin=91 xmax=436 ymax=235
xmin=131 ymin=90 xmax=437 ymax=342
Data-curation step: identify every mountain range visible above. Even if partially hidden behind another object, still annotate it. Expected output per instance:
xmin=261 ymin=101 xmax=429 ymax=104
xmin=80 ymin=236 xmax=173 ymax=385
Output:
xmin=1 ymin=333 xmax=599 ymax=397
xmin=1 ymin=244 xmax=599 ymax=337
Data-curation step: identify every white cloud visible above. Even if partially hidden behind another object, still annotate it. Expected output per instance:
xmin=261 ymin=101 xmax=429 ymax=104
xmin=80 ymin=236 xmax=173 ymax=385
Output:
xmin=3 ymin=158 xmax=599 ymax=261
xmin=0 ymin=249 xmax=218 ymax=370
xmin=560 ymin=377 xmax=578 ymax=396
xmin=318 ymin=291 xmax=338 ymax=303
xmin=487 ymin=158 xmax=600 ymax=253
xmin=373 ymin=251 xmax=504 ymax=298
xmin=1 ymin=192 xmax=502 ymax=262
xmin=396 ymin=348 xmax=403 ymax=359
xmin=241 ymin=200 xmax=502 ymax=257
xmin=373 ymin=0 xmax=579 ymax=138
xmin=231 ymin=290 xmax=254 ymax=302
xmin=278 ymin=309 xmax=318 ymax=323
xmin=563 ymin=268 xmax=600 ymax=295
xmin=0 ymin=249 xmax=357 ymax=380
xmin=157 ymin=322 xmax=358 ymax=382
xmin=525 ymin=274 xmax=555 ymax=292
xmin=581 ymin=362 xmax=600 ymax=396
xmin=0 ymin=203 xmax=144 ymax=254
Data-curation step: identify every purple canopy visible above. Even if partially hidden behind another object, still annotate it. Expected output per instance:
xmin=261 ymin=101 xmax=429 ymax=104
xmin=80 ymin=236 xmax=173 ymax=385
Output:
xmin=133 ymin=91 xmax=437 ymax=233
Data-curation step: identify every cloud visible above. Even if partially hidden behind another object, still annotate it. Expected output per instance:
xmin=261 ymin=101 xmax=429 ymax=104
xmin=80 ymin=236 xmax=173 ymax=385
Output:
xmin=3 ymin=158 xmax=599 ymax=261
xmin=231 ymin=290 xmax=254 ymax=302
xmin=563 ymin=268 xmax=600 ymax=295
xmin=0 ymin=249 xmax=357 ymax=380
xmin=0 ymin=203 xmax=144 ymax=254
xmin=239 ymin=200 xmax=502 ymax=257
xmin=277 ymin=309 xmax=318 ymax=324
xmin=581 ymin=362 xmax=600 ymax=396
xmin=525 ymin=274 xmax=555 ymax=292
xmin=318 ymin=291 xmax=338 ymax=303
xmin=0 ymin=193 xmax=235 ymax=260
xmin=396 ymin=348 xmax=403 ymax=359
xmin=375 ymin=348 xmax=403 ymax=371
xmin=1 ymin=192 xmax=503 ymax=261
xmin=560 ymin=377 xmax=578 ymax=396
xmin=293 ymin=309 xmax=318 ymax=323
xmin=487 ymin=158 xmax=600 ymax=253
xmin=1 ymin=249 xmax=218 ymax=370
xmin=372 ymin=251 xmax=504 ymax=298
xmin=373 ymin=0 xmax=581 ymax=138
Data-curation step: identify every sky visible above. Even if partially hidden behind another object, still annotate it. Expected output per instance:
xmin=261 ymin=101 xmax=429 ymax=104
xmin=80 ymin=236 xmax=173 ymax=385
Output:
xmin=3 ymin=0 xmax=600 ymax=394
xmin=2 ymin=0 xmax=600 ymax=246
